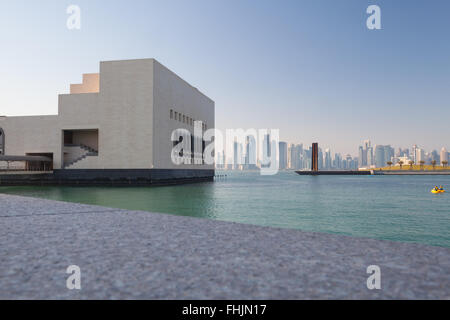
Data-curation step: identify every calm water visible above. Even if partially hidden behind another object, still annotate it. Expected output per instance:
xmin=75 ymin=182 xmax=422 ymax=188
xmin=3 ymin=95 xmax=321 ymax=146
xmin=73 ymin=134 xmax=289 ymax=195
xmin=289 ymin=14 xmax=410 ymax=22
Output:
xmin=1 ymin=172 xmax=449 ymax=247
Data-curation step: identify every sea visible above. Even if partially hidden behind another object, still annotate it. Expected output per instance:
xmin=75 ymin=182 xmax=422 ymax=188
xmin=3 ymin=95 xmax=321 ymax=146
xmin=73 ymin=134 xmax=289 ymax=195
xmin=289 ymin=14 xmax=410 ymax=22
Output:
xmin=1 ymin=171 xmax=449 ymax=247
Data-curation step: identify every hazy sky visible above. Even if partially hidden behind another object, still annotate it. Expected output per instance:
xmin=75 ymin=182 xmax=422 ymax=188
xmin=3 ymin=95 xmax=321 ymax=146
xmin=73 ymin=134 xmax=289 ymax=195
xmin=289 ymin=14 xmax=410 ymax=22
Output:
xmin=0 ymin=0 xmax=449 ymax=155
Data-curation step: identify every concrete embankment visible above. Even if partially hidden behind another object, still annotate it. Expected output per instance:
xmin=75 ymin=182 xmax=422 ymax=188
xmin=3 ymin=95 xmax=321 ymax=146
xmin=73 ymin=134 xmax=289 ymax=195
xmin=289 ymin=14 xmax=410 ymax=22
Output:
xmin=373 ymin=170 xmax=450 ymax=175
xmin=0 ymin=194 xmax=449 ymax=299
xmin=296 ymin=170 xmax=450 ymax=175
xmin=296 ymin=170 xmax=371 ymax=175
xmin=0 ymin=169 xmax=214 ymax=186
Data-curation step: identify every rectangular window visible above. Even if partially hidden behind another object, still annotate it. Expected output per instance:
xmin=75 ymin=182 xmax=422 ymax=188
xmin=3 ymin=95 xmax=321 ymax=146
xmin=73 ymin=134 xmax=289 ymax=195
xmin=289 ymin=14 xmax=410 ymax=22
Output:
xmin=170 ymin=109 xmax=173 ymax=119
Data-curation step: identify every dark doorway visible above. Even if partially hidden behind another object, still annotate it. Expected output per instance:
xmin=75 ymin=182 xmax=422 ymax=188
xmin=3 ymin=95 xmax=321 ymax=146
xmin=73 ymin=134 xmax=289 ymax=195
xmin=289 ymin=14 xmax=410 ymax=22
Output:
xmin=64 ymin=131 xmax=73 ymax=145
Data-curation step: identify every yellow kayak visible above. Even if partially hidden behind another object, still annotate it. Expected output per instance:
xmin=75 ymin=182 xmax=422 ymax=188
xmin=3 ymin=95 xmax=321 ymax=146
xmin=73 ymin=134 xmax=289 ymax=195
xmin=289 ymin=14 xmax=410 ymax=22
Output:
xmin=431 ymin=189 xmax=445 ymax=194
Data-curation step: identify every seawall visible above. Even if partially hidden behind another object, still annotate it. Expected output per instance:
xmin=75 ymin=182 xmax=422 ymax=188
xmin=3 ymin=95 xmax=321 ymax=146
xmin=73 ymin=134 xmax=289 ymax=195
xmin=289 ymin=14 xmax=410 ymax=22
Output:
xmin=0 ymin=169 xmax=214 ymax=186
xmin=373 ymin=170 xmax=450 ymax=175
xmin=296 ymin=170 xmax=371 ymax=175
xmin=296 ymin=170 xmax=450 ymax=176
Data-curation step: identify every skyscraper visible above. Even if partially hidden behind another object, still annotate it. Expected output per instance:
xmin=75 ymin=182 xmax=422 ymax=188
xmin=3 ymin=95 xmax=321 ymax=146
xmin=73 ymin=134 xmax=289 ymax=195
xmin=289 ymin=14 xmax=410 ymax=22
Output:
xmin=415 ymin=147 xmax=425 ymax=164
xmin=261 ymin=134 xmax=270 ymax=168
xmin=358 ymin=146 xmax=364 ymax=168
xmin=233 ymin=139 xmax=240 ymax=170
xmin=367 ymin=146 xmax=374 ymax=167
xmin=216 ymin=151 xmax=225 ymax=169
xmin=297 ymin=144 xmax=304 ymax=169
xmin=412 ymin=145 xmax=418 ymax=163
xmin=245 ymin=135 xmax=257 ymax=170
xmin=324 ymin=149 xmax=332 ymax=169
xmin=431 ymin=150 xmax=440 ymax=163
xmin=289 ymin=144 xmax=295 ymax=169
xmin=384 ymin=145 xmax=394 ymax=164
xmin=278 ymin=142 xmax=288 ymax=170
xmin=289 ymin=144 xmax=303 ymax=170
xmin=334 ymin=153 xmax=342 ymax=169
xmin=318 ymin=147 xmax=323 ymax=170
xmin=375 ymin=145 xmax=385 ymax=168
xmin=440 ymin=147 xmax=448 ymax=165
xmin=304 ymin=147 xmax=311 ymax=170
xmin=357 ymin=140 xmax=372 ymax=168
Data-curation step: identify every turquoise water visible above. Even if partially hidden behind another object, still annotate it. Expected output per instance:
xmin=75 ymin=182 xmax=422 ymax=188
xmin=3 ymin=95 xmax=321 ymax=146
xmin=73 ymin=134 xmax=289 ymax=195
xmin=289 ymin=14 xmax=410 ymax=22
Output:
xmin=1 ymin=171 xmax=449 ymax=247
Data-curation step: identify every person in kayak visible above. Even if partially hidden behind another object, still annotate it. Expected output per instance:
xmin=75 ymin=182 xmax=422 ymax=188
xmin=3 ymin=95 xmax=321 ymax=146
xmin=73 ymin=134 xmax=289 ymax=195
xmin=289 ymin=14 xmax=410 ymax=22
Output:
xmin=439 ymin=185 xmax=444 ymax=191
xmin=434 ymin=186 xmax=439 ymax=191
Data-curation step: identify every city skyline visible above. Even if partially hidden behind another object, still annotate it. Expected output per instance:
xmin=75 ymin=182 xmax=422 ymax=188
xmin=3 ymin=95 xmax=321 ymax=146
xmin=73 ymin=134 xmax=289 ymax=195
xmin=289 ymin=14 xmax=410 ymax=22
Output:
xmin=217 ymin=138 xmax=449 ymax=171
xmin=1 ymin=1 xmax=450 ymax=155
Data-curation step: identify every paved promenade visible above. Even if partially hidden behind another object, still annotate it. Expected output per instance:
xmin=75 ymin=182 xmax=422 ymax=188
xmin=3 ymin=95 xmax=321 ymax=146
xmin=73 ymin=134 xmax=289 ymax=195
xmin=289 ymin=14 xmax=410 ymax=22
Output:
xmin=0 ymin=193 xmax=449 ymax=299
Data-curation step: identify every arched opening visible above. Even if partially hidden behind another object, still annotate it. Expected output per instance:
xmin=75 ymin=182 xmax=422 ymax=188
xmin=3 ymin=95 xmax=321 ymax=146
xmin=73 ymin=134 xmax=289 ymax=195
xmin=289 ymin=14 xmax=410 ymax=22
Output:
xmin=0 ymin=128 xmax=4 ymax=155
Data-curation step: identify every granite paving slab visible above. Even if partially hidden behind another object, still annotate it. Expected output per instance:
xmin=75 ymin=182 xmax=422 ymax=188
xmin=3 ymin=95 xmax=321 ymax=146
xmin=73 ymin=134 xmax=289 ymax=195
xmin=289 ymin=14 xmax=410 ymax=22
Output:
xmin=0 ymin=194 xmax=449 ymax=299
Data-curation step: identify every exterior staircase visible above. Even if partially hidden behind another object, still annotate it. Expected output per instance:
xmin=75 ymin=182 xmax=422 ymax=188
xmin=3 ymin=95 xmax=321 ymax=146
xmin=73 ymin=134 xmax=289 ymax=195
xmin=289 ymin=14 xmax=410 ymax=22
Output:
xmin=63 ymin=144 xmax=98 ymax=169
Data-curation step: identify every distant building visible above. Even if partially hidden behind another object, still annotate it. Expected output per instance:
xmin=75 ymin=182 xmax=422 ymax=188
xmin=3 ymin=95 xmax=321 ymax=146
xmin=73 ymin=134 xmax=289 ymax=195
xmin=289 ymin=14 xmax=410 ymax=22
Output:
xmin=373 ymin=144 xmax=394 ymax=168
xmin=358 ymin=139 xmax=372 ymax=168
xmin=367 ymin=146 xmax=374 ymax=167
xmin=318 ymin=148 xmax=323 ymax=170
xmin=343 ymin=154 xmax=358 ymax=170
xmin=233 ymin=140 xmax=239 ymax=169
xmin=278 ymin=142 xmax=288 ymax=170
xmin=304 ymin=147 xmax=311 ymax=170
xmin=396 ymin=156 xmax=411 ymax=166
xmin=261 ymin=134 xmax=271 ymax=169
xmin=441 ymin=147 xmax=449 ymax=164
xmin=365 ymin=140 xmax=373 ymax=166
xmin=358 ymin=146 xmax=365 ymax=168
xmin=412 ymin=145 xmax=418 ymax=163
xmin=215 ymin=151 xmax=225 ymax=169
xmin=431 ymin=150 xmax=440 ymax=164
xmin=415 ymin=148 xmax=425 ymax=164
xmin=324 ymin=149 xmax=332 ymax=169
xmin=385 ymin=145 xmax=394 ymax=164
xmin=245 ymin=135 xmax=257 ymax=170
xmin=404 ymin=148 xmax=410 ymax=158
xmin=239 ymin=143 xmax=244 ymax=168
xmin=375 ymin=145 xmax=385 ymax=167
xmin=289 ymin=144 xmax=303 ymax=170
xmin=333 ymin=153 xmax=342 ymax=169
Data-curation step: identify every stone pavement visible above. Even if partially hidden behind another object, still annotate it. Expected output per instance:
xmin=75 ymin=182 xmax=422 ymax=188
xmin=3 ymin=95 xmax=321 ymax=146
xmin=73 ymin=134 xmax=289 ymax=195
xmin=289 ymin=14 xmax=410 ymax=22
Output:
xmin=0 ymin=193 xmax=448 ymax=299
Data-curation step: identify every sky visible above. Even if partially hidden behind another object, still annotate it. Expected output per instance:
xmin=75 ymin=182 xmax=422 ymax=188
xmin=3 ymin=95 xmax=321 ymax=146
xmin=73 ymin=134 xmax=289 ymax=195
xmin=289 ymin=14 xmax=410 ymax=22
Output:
xmin=0 ymin=0 xmax=449 ymax=156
